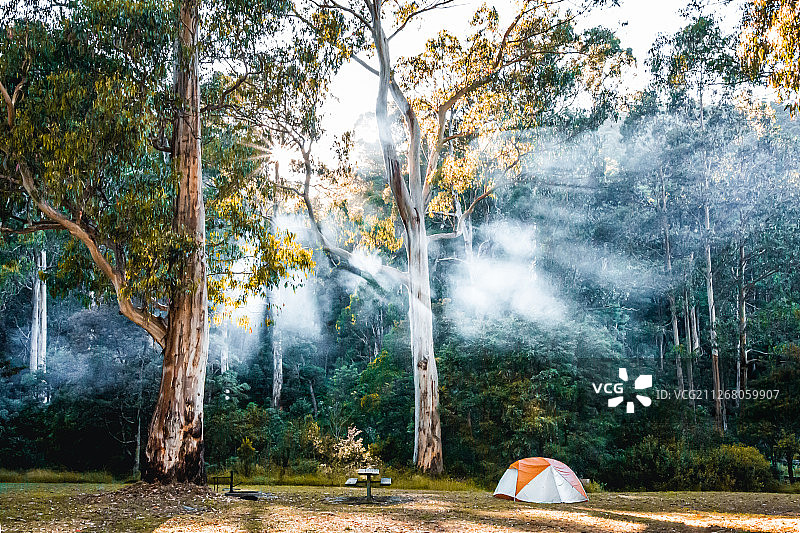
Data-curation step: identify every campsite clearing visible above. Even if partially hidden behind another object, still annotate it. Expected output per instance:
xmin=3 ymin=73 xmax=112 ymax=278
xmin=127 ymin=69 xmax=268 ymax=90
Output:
xmin=1 ymin=483 xmax=799 ymax=532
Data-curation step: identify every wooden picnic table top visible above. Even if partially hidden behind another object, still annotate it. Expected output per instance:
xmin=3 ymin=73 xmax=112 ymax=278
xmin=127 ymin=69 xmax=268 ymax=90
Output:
xmin=357 ymin=468 xmax=380 ymax=475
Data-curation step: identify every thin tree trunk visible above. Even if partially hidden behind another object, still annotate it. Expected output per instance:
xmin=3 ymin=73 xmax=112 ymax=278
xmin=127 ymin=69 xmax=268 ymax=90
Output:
xmin=134 ymin=410 xmax=142 ymax=478
xmin=447 ymin=113 xmax=475 ymax=268
xmin=737 ymin=240 xmax=748 ymax=400
xmin=29 ymin=249 xmax=47 ymax=373
xmin=670 ymin=295 xmax=684 ymax=393
xmin=308 ymin=380 xmax=318 ymax=417
xmin=133 ymin=342 xmax=146 ymax=479
xmin=134 ymin=390 xmax=142 ymax=477
xmin=272 ymin=329 xmax=283 ymax=410
xmin=686 ymin=347 xmax=695 ymax=410
xmin=371 ymin=321 xmax=381 ymax=362
xmin=703 ymin=177 xmax=724 ymax=433
xmin=220 ymin=321 xmax=230 ymax=373
xmin=691 ymin=304 xmax=700 ymax=355
xmin=143 ymin=0 xmax=208 ymax=484
xmin=685 ymin=284 xmax=697 ymax=411
xmin=661 ymin=172 xmax=683 ymax=394
xmin=683 ymin=289 xmax=695 ymax=409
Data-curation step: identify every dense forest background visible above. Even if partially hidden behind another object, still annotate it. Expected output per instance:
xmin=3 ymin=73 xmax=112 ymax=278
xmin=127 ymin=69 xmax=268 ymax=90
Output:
xmin=2 ymin=2 xmax=800 ymax=491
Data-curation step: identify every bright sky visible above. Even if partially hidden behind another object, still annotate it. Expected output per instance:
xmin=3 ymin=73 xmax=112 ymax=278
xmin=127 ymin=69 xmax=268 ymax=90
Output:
xmin=322 ymin=0 xmax=748 ymax=138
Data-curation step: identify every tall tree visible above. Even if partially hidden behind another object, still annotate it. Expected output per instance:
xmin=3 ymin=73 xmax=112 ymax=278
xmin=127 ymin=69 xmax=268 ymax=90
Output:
xmin=292 ymin=0 xmax=629 ymax=472
xmin=0 ymin=0 xmax=311 ymax=482
xmin=650 ymin=14 xmax=740 ymax=432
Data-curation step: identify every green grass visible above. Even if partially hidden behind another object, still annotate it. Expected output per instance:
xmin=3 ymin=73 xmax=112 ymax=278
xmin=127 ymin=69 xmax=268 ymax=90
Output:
xmin=0 ymin=468 xmax=115 ymax=483
xmin=776 ymin=481 xmax=800 ymax=494
xmin=387 ymin=473 xmax=480 ymax=491
xmin=250 ymin=472 xmax=341 ymax=486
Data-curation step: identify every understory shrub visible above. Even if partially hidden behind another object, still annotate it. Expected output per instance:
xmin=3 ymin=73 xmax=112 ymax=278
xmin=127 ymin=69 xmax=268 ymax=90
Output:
xmin=618 ymin=439 xmax=772 ymax=491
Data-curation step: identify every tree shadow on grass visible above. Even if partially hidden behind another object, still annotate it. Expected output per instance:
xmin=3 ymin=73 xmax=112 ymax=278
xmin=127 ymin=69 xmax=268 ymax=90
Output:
xmin=152 ymin=489 xmax=800 ymax=533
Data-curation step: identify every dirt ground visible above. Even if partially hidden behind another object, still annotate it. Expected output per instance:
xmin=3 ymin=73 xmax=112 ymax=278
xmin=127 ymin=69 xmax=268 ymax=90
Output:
xmin=1 ymin=483 xmax=799 ymax=533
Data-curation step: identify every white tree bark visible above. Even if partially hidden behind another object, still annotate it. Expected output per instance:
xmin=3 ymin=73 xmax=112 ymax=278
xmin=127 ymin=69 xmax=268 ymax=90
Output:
xmin=29 ymin=249 xmax=47 ymax=373
xmin=220 ymin=321 xmax=230 ymax=373
xmin=371 ymin=16 xmax=443 ymax=472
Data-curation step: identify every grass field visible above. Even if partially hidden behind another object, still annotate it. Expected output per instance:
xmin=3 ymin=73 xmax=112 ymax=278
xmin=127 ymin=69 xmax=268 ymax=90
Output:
xmin=1 ymin=482 xmax=799 ymax=532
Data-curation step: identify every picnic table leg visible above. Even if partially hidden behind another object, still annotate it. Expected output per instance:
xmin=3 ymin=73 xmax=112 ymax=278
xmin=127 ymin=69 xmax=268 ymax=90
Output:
xmin=366 ymin=475 xmax=372 ymax=499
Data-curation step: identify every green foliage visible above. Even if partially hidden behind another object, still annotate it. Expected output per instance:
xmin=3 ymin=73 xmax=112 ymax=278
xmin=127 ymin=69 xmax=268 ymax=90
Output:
xmin=583 ymin=479 xmax=606 ymax=493
xmin=741 ymin=0 xmax=800 ymax=113
xmin=650 ymin=15 xmax=741 ymax=99
xmin=236 ymin=437 xmax=257 ymax=477
xmin=701 ymin=444 xmax=773 ymax=491
xmin=618 ymin=438 xmax=772 ymax=491
xmin=0 ymin=0 xmax=315 ymax=329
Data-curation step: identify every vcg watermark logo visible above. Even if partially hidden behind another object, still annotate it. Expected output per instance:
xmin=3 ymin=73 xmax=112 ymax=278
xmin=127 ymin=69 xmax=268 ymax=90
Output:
xmin=592 ymin=368 xmax=652 ymax=413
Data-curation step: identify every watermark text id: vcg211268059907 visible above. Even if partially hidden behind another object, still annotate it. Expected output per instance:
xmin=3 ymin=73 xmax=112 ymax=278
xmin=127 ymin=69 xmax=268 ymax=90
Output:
xmin=653 ymin=389 xmax=780 ymax=401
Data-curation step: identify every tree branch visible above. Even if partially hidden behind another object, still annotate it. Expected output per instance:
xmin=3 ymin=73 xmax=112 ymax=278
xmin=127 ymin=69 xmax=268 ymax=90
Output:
xmin=201 ymin=72 xmax=249 ymax=113
xmin=0 ymin=221 xmax=63 ymax=234
xmin=297 ymin=148 xmax=409 ymax=289
xmin=387 ymin=0 xmax=457 ymax=41
xmin=351 ymin=54 xmax=379 ymax=76
xmin=314 ymin=0 xmax=372 ymax=28
xmin=17 ymin=162 xmax=168 ymax=347
xmin=0 ymin=79 xmax=15 ymax=127
xmin=429 ymin=185 xmax=494 ymax=242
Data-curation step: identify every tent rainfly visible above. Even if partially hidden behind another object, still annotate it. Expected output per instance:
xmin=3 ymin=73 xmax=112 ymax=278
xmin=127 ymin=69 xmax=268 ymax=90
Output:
xmin=493 ymin=457 xmax=588 ymax=503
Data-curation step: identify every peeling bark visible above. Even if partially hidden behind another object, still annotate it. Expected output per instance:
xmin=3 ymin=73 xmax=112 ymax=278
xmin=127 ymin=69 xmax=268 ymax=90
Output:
xmin=142 ymin=0 xmax=208 ymax=484
xmin=407 ymin=212 xmax=442 ymax=473
xmin=372 ymin=14 xmax=442 ymax=473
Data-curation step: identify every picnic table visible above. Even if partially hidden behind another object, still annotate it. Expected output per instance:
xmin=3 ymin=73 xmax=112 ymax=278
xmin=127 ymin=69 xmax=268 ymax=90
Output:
xmin=344 ymin=468 xmax=391 ymax=498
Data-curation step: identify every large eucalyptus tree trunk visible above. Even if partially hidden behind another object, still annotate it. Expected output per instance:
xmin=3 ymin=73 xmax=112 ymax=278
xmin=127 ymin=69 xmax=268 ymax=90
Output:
xmin=29 ymin=249 xmax=47 ymax=373
xmin=407 ymin=215 xmax=442 ymax=473
xmin=142 ymin=0 xmax=209 ymax=484
xmin=268 ymin=168 xmax=283 ymax=410
xmin=373 ymin=20 xmax=442 ymax=473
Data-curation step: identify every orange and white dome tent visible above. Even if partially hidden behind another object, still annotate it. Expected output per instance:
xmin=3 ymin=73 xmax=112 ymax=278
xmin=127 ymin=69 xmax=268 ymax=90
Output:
xmin=493 ymin=457 xmax=588 ymax=503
